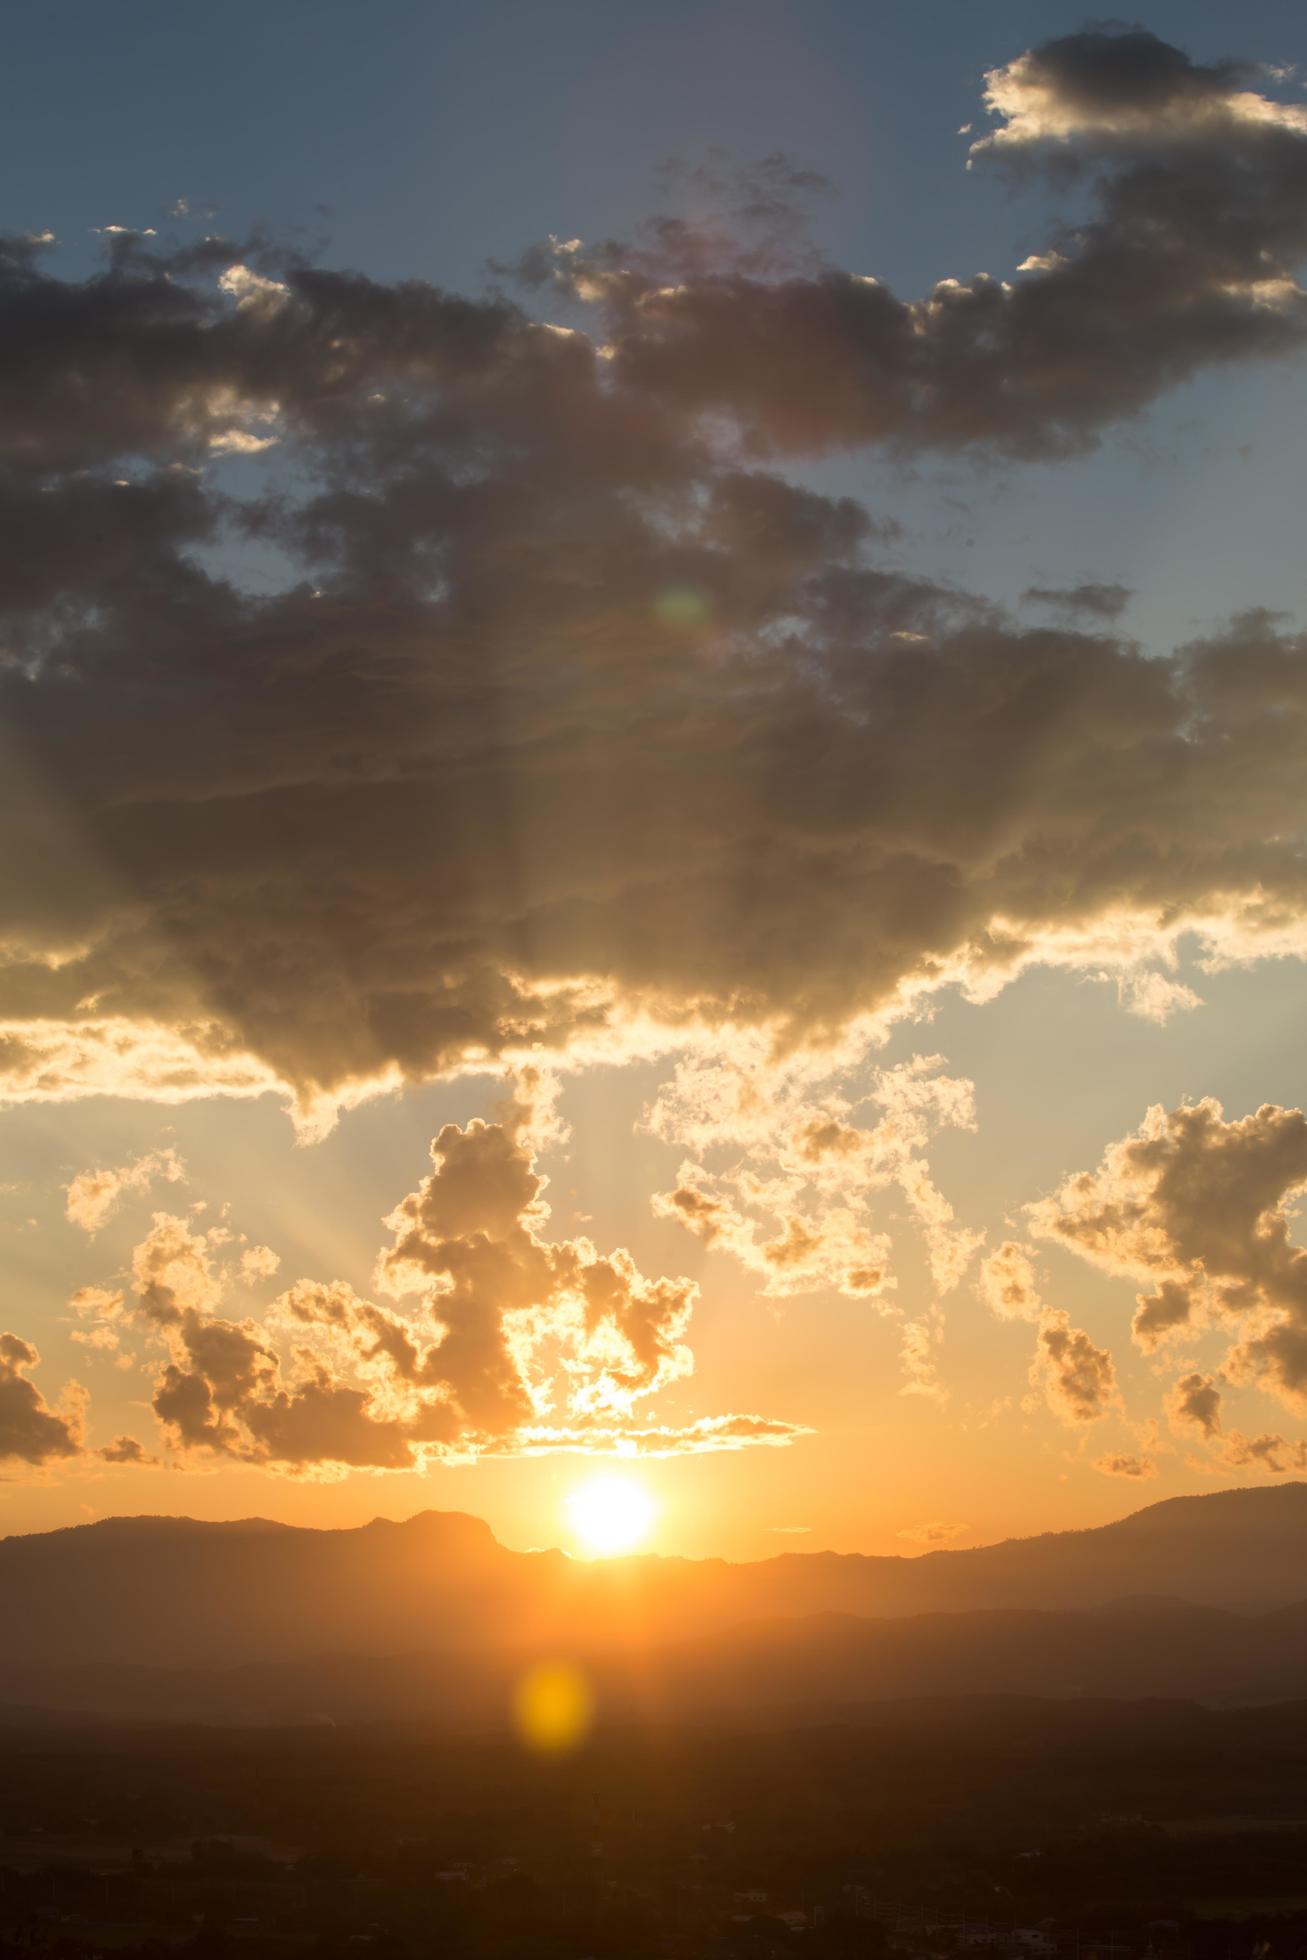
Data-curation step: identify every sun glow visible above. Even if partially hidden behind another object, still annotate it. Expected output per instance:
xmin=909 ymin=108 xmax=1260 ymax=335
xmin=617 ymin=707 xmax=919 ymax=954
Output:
xmin=566 ymin=1473 xmax=657 ymax=1556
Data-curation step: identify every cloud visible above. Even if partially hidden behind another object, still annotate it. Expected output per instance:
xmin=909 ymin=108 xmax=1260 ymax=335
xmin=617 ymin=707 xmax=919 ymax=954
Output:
xmin=898 ymin=1519 xmax=968 ymax=1544
xmin=1113 ymin=970 xmax=1203 ymax=1025
xmin=554 ymin=30 xmax=1307 ymax=462
xmin=1093 ymin=1451 xmax=1157 ymax=1479
xmin=979 ymin=1240 xmax=1043 ymax=1322
xmin=899 ymin=1312 xmax=948 ymax=1404
xmin=647 ymin=1045 xmax=978 ymax=1396
xmin=83 ymin=1078 xmax=799 ymax=1473
xmin=977 ymin=1241 xmax=1117 ymax=1427
xmin=238 ymin=1244 xmax=280 ymax=1284
xmin=1162 ymin=1366 xmax=1307 ymax=1474
xmin=98 ymin=1433 xmax=156 ymax=1465
xmin=486 ymin=1413 xmax=810 ymax=1457
xmin=374 ymin=1077 xmax=697 ymax=1436
xmin=2 ymin=36 xmax=1307 ymax=1131
xmin=131 ymin=1211 xmax=223 ymax=1325
xmin=1219 ymin=1429 xmax=1307 ymax=1473
xmin=1030 ymin=1098 xmax=1307 ymax=1410
xmin=71 ymin=1324 xmax=122 ymax=1355
xmin=650 ymin=1046 xmax=978 ymax=1297
xmin=0 ymin=1019 xmax=287 ymax=1118
xmin=0 ymin=1333 xmax=83 ymax=1465
xmin=1023 ymin=583 xmax=1132 ymax=620
xmin=1166 ymin=1370 xmax=1225 ymax=1441
xmin=974 ymin=32 xmax=1290 ymax=152
xmin=64 ymin=1147 xmax=184 ymax=1233
xmin=1031 ymin=1308 xmax=1118 ymax=1425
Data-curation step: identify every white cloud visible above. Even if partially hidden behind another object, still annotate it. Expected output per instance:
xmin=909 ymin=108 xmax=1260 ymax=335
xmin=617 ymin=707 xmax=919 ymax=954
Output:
xmin=65 ymin=1147 xmax=185 ymax=1234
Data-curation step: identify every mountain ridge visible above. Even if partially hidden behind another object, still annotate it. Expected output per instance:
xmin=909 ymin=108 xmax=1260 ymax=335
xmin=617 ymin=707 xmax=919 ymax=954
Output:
xmin=11 ymin=1479 xmax=1304 ymax=1556
xmin=3 ymin=1484 xmax=1304 ymax=1696
xmin=8 ymin=1591 xmax=1307 ymax=1728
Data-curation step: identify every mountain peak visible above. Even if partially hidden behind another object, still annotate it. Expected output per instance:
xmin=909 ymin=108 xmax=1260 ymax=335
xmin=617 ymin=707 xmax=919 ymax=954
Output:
xmin=1110 ymin=1482 xmax=1307 ymax=1536
xmin=364 ymin=1509 xmax=503 ymax=1549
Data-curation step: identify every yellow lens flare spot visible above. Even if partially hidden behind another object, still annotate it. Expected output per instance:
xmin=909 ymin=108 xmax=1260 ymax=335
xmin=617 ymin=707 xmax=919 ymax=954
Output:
xmin=512 ymin=1661 xmax=593 ymax=1754
xmin=566 ymin=1473 xmax=657 ymax=1557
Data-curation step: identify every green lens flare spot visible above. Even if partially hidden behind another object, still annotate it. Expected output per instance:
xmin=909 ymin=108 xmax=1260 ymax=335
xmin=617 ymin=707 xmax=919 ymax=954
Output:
xmin=654 ymin=586 xmax=712 ymax=628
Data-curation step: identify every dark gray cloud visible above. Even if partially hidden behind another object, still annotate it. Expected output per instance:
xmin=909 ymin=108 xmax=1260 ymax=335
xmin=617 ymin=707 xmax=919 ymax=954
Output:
xmin=1033 ymin=1100 xmax=1307 ymax=1414
xmin=553 ymin=29 xmax=1307 ymax=461
xmin=0 ymin=1333 xmax=82 ymax=1465
xmin=3 ymin=29 xmax=1307 ymax=1129
xmin=1023 ymin=582 xmax=1132 ymax=620
xmin=977 ymin=29 xmax=1259 ymax=138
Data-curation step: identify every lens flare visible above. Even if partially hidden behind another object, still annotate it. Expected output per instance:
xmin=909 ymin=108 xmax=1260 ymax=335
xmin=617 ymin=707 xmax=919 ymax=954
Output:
xmin=654 ymin=584 xmax=712 ymax=628
xmin=512 ymin=1660 xmax=593 ymax=1753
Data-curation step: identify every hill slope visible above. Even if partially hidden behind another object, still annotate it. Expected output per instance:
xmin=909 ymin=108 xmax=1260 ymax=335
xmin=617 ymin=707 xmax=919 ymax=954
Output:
xmin=9 ymin=1593 xmax=1307 ymax=1726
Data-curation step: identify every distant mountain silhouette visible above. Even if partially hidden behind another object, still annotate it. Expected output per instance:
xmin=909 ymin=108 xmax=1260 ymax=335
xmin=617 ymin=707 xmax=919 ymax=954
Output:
xmin=2 ymin=1484 xmax=1305 ymax=1720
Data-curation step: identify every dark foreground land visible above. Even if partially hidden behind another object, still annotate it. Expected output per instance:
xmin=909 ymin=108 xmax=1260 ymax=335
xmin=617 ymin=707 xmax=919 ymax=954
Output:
xmin=4 ymin=1700 xmax=1307 ymax=1960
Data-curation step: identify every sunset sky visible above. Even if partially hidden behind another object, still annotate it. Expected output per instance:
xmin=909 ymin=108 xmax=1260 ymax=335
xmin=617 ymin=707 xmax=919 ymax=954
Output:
xmin=5 ymin=0 xmax=1307 ymax=1560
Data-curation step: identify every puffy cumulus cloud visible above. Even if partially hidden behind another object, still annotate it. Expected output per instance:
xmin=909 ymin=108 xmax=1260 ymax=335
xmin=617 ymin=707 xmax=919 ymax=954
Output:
xmin=1030 ymin=1308 xmax=1119 ymax=1425
xmin=64 ymin=1146 xmax=184 ymax=1233
xmin=133 ymin=1263 xmax=443 ymax=1470
xmin=70 ymin=1284 xmax=126 ymax=1322
xmin=375 ymin=1079 xmax=697 ymax=1434
xmin=81 ymin=1080 xmax=796 ymax=1474
xmin=1220 ymin=1429 xmax=1307 ymax=1474
xmin=1093 ymin=1451 xmax=1157 ymax=1479
xmin=0 ymin=1333 xmax=83 ymax=1465
xmin=3 ymin=38 xmax=1307 ymax=1130
xmin=98 ymin=1433 xmax=156 ymax=1466
xmin=1163 ymin=1368 xmax=1307 ymax=1474
xmin=648 ymin=1043 xmax=978 ymax=1395
xmin=978 ymin=1240 xmax=1043 ymax=1322
xmin=976 ymin=1240 xmax=1117 ymax=1427
xmin=131 ymin=1211 xmax=223 ymax=1325
xmin=238 ymin=1244 xmax=280 ymax=1284
xmin=650 ymin=1047 xmax=979 ymax=1299
xmin=1030 ymin=1099 xmax=1307 ymax=1409
xmin=975 ymin=32 xmax=1297 ymax=152
xmin=1166 ymin=1369 xmax=1225 ymax=1441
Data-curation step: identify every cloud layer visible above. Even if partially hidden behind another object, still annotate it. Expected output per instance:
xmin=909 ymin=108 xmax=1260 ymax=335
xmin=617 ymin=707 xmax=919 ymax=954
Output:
xmin=3 ymin=30 xmax=1307 ymax=1131
xmin=7 ymin=27 xmax=1307 ymax=1484
xmin=1031 ymin=1098 xmax=1307 ymax=1410
xmin=47 ymin=1076 xmax=802 ymax=1473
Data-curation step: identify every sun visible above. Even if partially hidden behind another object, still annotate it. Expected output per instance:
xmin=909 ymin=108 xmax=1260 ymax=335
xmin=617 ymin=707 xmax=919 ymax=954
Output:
xmin=566 ymin=1474 xmax=657 ymax=1557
